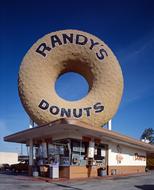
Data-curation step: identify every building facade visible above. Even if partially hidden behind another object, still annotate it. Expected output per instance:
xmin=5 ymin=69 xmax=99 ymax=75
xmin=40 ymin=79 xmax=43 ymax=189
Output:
xmin=4 ymin=119 xmax=154 ymax=179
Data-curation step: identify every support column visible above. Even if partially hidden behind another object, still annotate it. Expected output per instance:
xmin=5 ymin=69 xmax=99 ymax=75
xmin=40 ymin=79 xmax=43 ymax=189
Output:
xmin=87 ymin=140 xmax=95 ymax=177
xmin=28 ymin=139 xmax=33 ymax=176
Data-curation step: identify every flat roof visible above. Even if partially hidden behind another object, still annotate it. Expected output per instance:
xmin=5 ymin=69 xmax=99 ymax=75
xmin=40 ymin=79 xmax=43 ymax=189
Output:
xmin=4 ymin=119 xmax=154 ymax=152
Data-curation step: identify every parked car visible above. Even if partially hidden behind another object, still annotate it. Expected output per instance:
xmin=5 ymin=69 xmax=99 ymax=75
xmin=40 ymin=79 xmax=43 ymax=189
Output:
xmin=0 ymin=164 xmax=10 ymax=171
xmin=10 ymin=161 xmax=28 ymax=173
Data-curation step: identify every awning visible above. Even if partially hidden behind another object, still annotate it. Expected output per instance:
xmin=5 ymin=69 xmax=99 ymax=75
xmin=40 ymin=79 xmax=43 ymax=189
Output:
xmin=4 ymin=119 xmax=154 ymax=152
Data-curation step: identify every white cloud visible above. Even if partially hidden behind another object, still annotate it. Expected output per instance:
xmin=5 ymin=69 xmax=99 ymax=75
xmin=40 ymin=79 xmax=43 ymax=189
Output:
xmin=117 ymin=30 xmax=154 ymax=63
xmin=116 ymin=30 xmax=154 ymax=108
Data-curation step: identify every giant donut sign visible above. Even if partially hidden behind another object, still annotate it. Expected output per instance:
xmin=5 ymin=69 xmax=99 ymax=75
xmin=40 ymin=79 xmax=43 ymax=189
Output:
xmin=18 ymin=29 xmax=123 ymax=127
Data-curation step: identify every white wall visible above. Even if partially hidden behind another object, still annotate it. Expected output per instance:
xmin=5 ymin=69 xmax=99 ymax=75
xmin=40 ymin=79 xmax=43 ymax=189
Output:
xmin=108 ymin=142 xmax=146 ymax=166
xmin=0 ymin=152 xmax=18 ymax=165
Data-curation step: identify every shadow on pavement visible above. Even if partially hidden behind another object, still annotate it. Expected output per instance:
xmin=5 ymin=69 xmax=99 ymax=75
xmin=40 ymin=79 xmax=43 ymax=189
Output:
xmin=135 ymin=185 xmax=154 ymax=190
xmin=53 ymin=183 xmax=83 ymax=190
xmin=0 ymin=171 xmax=28 ymax=176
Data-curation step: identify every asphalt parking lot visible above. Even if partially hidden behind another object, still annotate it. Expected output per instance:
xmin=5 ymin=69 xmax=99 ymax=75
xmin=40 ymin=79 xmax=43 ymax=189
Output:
xmin=0 ymin=171 xmax=154 ymax=190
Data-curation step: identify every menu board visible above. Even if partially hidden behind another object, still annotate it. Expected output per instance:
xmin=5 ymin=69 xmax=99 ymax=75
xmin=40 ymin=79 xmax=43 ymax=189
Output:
xmin=72 ymin=142 xmax=85 ymax=152
xmin=48 ymin=144 xmax=65 ymax=155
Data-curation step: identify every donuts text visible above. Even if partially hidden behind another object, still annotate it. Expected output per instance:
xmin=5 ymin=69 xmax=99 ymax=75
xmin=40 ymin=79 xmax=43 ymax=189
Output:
xmin=38 ymin=99 xmax=104 ymax=118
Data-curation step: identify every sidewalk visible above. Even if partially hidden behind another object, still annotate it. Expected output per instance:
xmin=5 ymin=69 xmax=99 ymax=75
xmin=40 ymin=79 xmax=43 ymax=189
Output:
xmin=14 ymin=171 xmax=151 ymax=183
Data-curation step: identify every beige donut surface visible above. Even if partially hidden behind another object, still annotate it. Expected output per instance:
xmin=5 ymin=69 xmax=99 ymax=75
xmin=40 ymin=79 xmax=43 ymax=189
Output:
xmin=18 ymin=29 xmax=123 ymax=127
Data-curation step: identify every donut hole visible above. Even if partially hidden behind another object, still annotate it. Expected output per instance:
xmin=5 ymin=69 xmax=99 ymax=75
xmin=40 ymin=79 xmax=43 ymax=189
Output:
xmin=59 ymin=58 xmax=94 ymax=90
xmin=55 ymin=72 xmax=89 ymax=101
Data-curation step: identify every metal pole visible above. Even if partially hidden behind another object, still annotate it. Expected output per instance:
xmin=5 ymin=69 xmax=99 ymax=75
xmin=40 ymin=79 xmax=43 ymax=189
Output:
xmin=107 ymin=120 xmax=112 ymax=130
xmin=20 ymin=144 xmax=23 ymax=155
xmin=29 ymin=118 xmax=34 ymax=129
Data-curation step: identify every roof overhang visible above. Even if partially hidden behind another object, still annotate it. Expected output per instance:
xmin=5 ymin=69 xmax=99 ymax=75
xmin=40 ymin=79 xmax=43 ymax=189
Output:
xmin=4 ymin=119 xmax=154 ymax=152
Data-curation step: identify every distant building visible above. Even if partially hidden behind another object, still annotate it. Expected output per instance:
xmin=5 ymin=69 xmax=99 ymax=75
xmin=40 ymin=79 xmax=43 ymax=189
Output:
xmin=0 ymin=152 xmax=18 ymax=165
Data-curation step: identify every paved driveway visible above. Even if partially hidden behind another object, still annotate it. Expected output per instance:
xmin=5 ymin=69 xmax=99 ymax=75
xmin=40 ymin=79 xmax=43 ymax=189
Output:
xmin=0 ymin=172 xmax=154 ymax=190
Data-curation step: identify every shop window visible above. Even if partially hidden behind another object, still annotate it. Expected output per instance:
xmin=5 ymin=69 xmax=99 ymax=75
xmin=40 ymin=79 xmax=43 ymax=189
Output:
xmin=71 ymin=139 xmax=88 ymax=166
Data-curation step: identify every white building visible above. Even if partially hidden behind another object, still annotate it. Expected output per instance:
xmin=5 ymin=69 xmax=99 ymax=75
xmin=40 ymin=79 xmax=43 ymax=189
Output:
xmin=0 ymin=152 xmax=18 ymax=165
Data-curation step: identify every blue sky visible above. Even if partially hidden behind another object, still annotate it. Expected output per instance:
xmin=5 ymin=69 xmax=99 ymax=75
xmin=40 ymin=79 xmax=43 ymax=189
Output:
xmin=0 ymin=0 xmax=154 ymax=153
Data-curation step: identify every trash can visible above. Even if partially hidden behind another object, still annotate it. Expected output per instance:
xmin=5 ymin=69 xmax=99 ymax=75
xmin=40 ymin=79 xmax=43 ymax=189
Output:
xmin=98 ymin=168 xmax=106 ymax=176
xmin=111 ymin=169 xmax=117 ymax=175
xmin=49 ymin=166 xmax=59 ymax=178
xmin=33 ymin=171 xmax=39 ymax=177
xmin=32 ymin=166 xmax=39 ymax=177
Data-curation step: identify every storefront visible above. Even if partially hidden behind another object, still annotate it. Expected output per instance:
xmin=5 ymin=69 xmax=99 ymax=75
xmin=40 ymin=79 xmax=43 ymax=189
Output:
xmin=32 ymin=138 xmax=107 ymax=178
xmin=4 ymin=119 xmax=154 ymax=179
